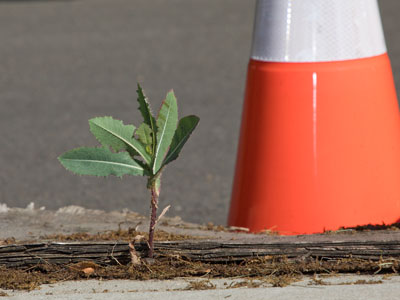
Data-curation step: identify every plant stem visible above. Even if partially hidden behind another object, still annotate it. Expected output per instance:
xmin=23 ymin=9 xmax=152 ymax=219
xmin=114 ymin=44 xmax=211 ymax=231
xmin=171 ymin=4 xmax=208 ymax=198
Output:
xmin=148 ymin=184 xmax=158 ymax=258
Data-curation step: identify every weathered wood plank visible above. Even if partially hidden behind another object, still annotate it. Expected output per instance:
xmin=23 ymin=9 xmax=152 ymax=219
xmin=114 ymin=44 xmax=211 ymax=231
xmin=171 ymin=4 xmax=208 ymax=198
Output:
xmin=0 ymin=239 xmax=400 ymax=267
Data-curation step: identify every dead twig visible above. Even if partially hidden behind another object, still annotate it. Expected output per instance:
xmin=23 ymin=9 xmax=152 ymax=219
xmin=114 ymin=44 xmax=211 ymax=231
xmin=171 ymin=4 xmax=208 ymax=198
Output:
xmin=153 ymin=205 xmax=171 ymax=230
xmin=110 ymin=242 xmax=123 ymax=266
xmin=129 ymin=235 xmax=145 ymax=266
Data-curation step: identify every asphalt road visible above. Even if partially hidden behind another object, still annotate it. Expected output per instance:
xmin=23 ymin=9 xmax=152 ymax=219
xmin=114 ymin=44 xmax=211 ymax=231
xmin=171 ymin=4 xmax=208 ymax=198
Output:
xmin=1 ymin=0 xmax=400 ymax=225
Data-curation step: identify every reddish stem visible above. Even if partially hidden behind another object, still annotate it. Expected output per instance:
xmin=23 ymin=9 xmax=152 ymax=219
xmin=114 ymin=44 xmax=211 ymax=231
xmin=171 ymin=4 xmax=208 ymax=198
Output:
xmin=148 ymin=186 xmax=158 ymax=258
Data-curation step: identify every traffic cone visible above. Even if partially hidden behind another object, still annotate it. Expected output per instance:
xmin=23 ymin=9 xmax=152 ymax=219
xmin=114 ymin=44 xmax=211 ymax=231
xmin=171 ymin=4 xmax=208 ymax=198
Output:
xmin=228 ymin=0 xmax=400 ymax=234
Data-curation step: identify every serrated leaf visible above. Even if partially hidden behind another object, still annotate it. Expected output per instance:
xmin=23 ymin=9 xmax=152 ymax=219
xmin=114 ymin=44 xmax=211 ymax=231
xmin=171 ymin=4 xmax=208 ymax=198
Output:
xmin=153 ymin=90 xmax=178 ymax=174
xmin=163 ymin=115 xmax=199 ymax=166
xmin=89 ymin=116 xmax=151 ymax=165
xmin=89 ymin=116 xmax=135 ymax=152
xmin=136 ymin=123 xmax=153 ymax=154
xmin=58 ymin=147 xmax=145 ymax=177
xmin=137 ymin=84 xmax=157 ymax=155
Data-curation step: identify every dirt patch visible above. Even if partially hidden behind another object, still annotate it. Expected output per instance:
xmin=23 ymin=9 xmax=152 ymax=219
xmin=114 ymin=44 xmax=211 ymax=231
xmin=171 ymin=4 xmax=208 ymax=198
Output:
xmin=0 ymin=253 xmax=398 ymax=291
xmin=0 ymin=238 xmax=16 ymax=246
xmin=184 ymin=280 xmax=216 ymax=290
xmin=40 ymin=229 xmax=206 ymax=242
xmin=321 ymin=222 xmax=400 ymax=235
xmin=308 ymin=274 xmax=385 ymax=286
xmin=341 ymin=223 xmax=400 ymax=232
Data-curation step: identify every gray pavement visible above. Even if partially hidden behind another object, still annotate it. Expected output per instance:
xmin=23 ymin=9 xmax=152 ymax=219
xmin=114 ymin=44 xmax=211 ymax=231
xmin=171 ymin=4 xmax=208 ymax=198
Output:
xmin=1 ymin=0 xmax=400 ymax=226
xmin=3 ymin=275 xmax=400 ymax=300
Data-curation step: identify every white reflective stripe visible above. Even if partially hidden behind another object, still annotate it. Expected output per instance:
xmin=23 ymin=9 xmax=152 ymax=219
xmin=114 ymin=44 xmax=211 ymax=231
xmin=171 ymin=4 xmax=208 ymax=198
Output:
xmin=251 ymin=0 xmax=387 ymax=62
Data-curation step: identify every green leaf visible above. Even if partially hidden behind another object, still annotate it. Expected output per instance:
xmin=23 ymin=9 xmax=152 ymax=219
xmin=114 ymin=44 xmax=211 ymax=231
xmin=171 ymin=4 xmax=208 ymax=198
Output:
xmin=89 ymin=116 xmax=135 ymax=152
xmin=58 ymin=147 xmax=145 ymax=177
xmin=137 ymin=84 xmax=157 ymax=155
xmin=89 ymin=116 xmax=151 ymax=165
xmin=136 ymin=123 xmax=153 ymax=155
xmin=163 ymin=115 xmax=199 ymax=166
xmin=153 ymin=90 xmax=178 ymax=174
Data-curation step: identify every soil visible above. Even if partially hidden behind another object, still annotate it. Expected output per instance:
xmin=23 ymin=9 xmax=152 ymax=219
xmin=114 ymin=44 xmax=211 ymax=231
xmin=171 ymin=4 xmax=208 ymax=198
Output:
xmin=2 ymin=251 xmax=397 ymax=291
xmin=340 ymin=222 xmax=400 ymax=232
xmin=41 ymin=228 xmax=207 ymax=243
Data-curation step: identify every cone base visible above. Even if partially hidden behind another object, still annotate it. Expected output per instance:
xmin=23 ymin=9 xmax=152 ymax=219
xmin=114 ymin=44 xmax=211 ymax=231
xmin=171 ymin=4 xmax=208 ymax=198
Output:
xmin=229 ymin=54 xmax=400 ymax=235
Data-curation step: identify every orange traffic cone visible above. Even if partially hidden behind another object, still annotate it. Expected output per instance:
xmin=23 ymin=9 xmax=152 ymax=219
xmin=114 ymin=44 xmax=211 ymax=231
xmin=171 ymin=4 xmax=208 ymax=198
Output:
xmin=228 ymin=0 xmax=400 ymax=234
